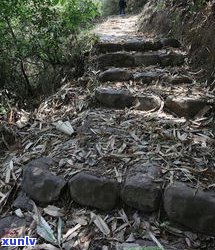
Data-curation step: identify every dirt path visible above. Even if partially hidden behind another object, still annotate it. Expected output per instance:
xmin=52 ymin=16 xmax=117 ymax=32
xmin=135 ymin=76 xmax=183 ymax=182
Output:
xmin=94 ymin=15 xmax=139 ymax=41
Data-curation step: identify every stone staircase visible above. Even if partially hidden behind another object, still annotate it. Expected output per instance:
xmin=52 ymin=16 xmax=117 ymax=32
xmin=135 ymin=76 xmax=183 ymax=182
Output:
xmin=74 ymin=16 xmax=215 ymax=236
xmin=96 ymin=39 xmax=185 ymax=70
xmin=92 ymin=34 xmax=211 ymax=118
xmin=91 ymin=16 xmax=213 ymax=119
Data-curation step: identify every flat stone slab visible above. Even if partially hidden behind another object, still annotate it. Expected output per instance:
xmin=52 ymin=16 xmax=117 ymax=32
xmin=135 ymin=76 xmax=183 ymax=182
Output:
xmin=134 ymin=52 xmax=160 ymax=66
xmin=164 ymin=181 xmax=215 ymax=235
xmin=135 ymin=95 xmax=162 ymax=111
xmin=97 ymin=51 xmax=185 ymax=69
xmin=96 ymin=42 xmax=124 ymax=53
xmin=95 ymin=88 xmax=134 ymax=109
xmin=95 ymin=88 xmax=162 ymax=111
xmin=97 ymin=53 xmax=134 ymax=69
xmin=134 ymin=52 xmax=185 ymax=67
xmin=96 ymin=38 xmax=180 ymax=53
xmin=69 ymin=172 xmax=119 ymax=210
xmin=123 ymin=40 xmax=149 ymax=51
xmin=121 ymin=163 xmax=162 ymax=212
xmin=123 ymin=40 xmax=162 ymax=52
xmin=133 ymin=71 xmax=161 ymax=83
xmin=165 ymin=96 xmax=209 ymax=118
xmin=98 ymin=68 xmax=133 ymax=82
xmin=22 ymin=157 xmax=66 ymax=203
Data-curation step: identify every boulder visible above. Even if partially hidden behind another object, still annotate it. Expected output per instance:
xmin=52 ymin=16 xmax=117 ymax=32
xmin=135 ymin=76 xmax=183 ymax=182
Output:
xmin=165 ymin=96 xmax=209 ymax=118
xmin=95 ymin=88 xmax=135 ymax=109
xmin=121 ymin=163 xmax=162 ymax=212
xmin=97 ymin=53 xmax=134 ymax=69
xmin=160 ymin=52 xmax=185 ymax=66
xmin=98 ymin=68 xmax=133 ymax=82
xmin=164 ymin=181 xmax=215 ymax=235
xmin=134 ymin=52 xmax=160 ymax=66
xmin=22 ymin=157 xmax=66 ymax=203
xmin=135 ymin=95 xmax=162 ymax=111
xmin=133 ymin=71 xmax=160 ymax=83
xmin=69 ymin=172 xmax=119 ymax=210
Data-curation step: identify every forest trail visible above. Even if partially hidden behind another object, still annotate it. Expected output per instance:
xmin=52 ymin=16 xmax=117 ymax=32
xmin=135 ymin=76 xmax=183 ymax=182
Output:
xmin=94 ymin=15 xmax=139 ymax=41
xmin=0 ymin=15 xmax=215 ymax=250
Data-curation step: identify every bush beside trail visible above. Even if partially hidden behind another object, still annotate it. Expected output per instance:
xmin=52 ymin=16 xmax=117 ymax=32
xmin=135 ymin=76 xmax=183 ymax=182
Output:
xmin=0 ymin=0 xmax=99 ymax=105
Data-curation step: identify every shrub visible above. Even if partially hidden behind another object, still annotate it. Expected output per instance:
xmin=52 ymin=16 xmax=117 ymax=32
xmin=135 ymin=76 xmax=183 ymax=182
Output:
xmin=0 ymin=0 xmax=99 ymax=98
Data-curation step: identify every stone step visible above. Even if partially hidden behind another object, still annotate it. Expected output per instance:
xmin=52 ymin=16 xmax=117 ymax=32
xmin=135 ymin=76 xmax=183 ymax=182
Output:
xmin=98 ymin=68 xmax=162 ymax=83
xmin=98 ymin=68 xmax=133 ymax=82
xmin=133 ymin=71 xmax=161 ymax=82
xmin=95 ymin=89 xmax=210 ymax=120
xmin=97 ymin=51 xmax=185 ymax=69
xmin=96 ymin=38 xmax=181 ymax=54
xmin=98 ymin=68 xmax=194 ymax=84
xmin=95 ymin=88 xmax=134 ymax=109
xmin=95 ymin=87 xmax=162 ymax=111
xmin=97 ymin=53 xmax=134 ymax=69
xmin=135 ymin=52 xmax=185 ymax=67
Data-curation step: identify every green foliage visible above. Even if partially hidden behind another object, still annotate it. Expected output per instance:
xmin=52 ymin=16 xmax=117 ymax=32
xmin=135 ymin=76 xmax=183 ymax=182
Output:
xmin=0 ymin=0 xmax=99 ymax=97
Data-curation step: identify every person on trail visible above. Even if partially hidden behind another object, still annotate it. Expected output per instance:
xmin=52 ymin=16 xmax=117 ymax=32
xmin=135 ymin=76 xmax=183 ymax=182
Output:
xmin=119 ymin=0 xmax=127 ymax=15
